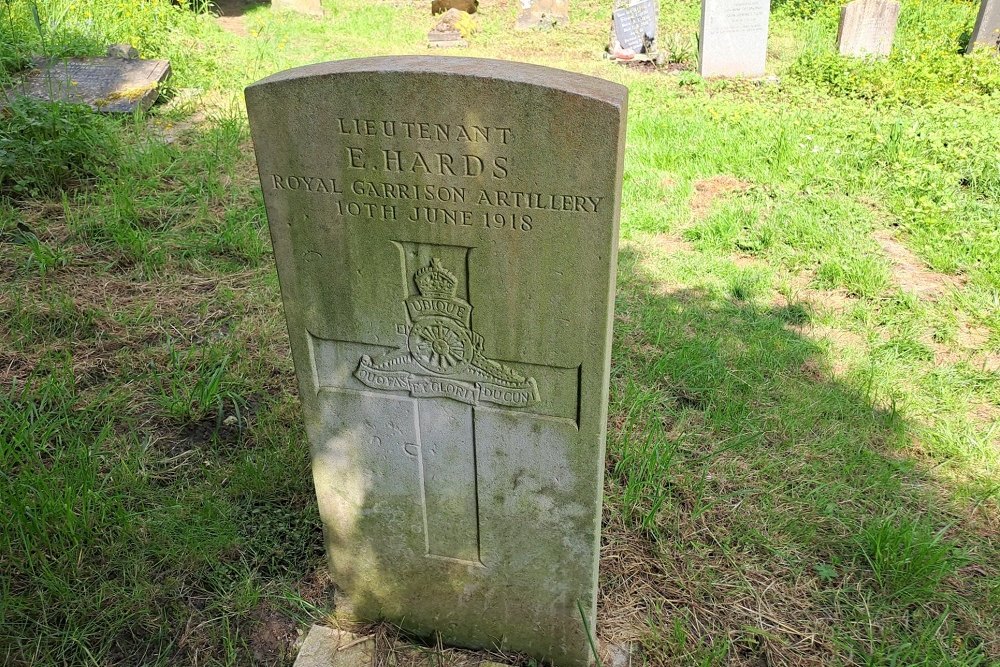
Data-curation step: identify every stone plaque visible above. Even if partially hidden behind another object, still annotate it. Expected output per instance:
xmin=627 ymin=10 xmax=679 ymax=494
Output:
xmin=4 ymin=57 xmax=170 ymax=113
xmin=515 ymin=0 xmax=569 ymax=29
xmin=272 ymin=0 xmax=324 ymax=16
xmin=245 ymin=57 xmax=626 ymax=666
xmin=698 ymin=0 xmax=771 ymax=77
xmin=837 ymin=0 xmax=900 ymax=58
xmin=967 ymin=0 xmax=1000 ymax=52
xmin=613 ymin=0 xmax=658 ymax=53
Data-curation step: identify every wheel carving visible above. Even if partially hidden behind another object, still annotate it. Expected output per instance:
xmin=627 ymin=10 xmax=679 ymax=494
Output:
xmin=407 ymin=317 xmax=474 ymax=375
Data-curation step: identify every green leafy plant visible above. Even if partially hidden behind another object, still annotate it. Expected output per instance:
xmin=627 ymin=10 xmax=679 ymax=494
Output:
xmin=661 ymin=31 xmax=697 ymax=66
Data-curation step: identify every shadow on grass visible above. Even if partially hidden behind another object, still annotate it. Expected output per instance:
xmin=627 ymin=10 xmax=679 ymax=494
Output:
xmin=211 ymin=0 xmax=270 ymax=18
xmin=599 ymin=245 xmax=999 ymax=666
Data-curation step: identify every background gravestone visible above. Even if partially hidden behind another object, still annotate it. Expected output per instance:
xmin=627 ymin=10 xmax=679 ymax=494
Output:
xmin=837 ymin=0 xmax=901 ymax=58
xmin=428 ymin=9 xmax=471 ymax=47
xmin=612 ymin=0 xmax=659 ymax=54
xmin=272 ymin=0 xmax=324 ymax=16
xmin=966 ymin=0 xmax=999 ymax=52
xmin=698 ymin=0 xmax=770 ymax=77
xmin=515 ymin=0 xmax=569 ymax=29
xmin=245 ymin=57 xmax=627 ymax=666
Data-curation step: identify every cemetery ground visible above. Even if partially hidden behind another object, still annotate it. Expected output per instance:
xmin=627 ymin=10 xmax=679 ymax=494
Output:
xmin=1 ymin=0 xmax=999 ymax=664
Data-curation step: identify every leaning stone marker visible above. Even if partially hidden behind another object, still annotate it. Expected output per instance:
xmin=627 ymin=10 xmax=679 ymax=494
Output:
xmin=612 ymin=0 xmax=659 ymax=54
xmin=698 ymin=0 xmax=770 ymax=77
xmin=837 ymin=0 xmax=900 ymax=58
xmin=245 ymin=57 xmax=626 ymax=666
xmin=3 ymin=56 xmax=170 ymax=113
xmin=967 ymin=0 xmax=1000 ymax=52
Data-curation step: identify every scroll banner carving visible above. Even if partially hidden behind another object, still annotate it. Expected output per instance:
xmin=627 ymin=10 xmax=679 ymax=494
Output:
xmin=356 ymin=356 xmax=539 ymax=407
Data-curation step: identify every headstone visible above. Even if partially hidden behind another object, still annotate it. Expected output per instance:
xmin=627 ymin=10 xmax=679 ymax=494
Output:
xmin=428 ymin=8 xmax=471 ymax=47
xmin=967 ymin=0 xmax=1000 ymax=52
xmin=836 ymin=0 xmax=900 ymax=58
xmin=612 ymin=0 xmax=658 ymax=54
xmin=272 ymin=0 xmax=324 ymax=17
xmin=3 ymin=57 xmax=170 ymax=113
xmin=245 ymin=56 xmax=626 ymax=667
xmin=698 ymin=0 xmax=771 ymax=77
xmin=515 ymin=0 xmax=569 ymax=29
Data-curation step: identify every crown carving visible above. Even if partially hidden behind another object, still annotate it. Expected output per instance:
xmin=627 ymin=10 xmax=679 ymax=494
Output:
xmin=414 ymin=258 xmax=457 ymax=298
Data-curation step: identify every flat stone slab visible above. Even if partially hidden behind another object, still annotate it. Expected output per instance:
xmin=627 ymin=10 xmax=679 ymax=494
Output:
xmin=428 ymin=38 xmax=469 ymax=47
xmin=246 ymin=56 xmax=626 ymax=666
xmin=4 ymin=57 xmax=170 ymax=113
xmin=294 ymin=625 xmax=519 ymax=666
xmin=294 ymin=626 xmax=373 ymax=667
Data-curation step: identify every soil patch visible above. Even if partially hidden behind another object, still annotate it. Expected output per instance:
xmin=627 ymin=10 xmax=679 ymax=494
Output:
xmin=653 ymin=233 xmax=694 ymax=255
xmin=874 ymin=230 xmax=963 ymax=300
xmin=249 ymin=602 xmax=299 ymax=665
xmin=213 ymin=0 xmax=266 ymax=36
xmin=690 ymin=175 xmax=752 ymax=220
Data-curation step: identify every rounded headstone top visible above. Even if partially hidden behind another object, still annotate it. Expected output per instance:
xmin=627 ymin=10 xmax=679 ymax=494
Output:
xmin=246 ymin=56 xmax=627 ymax=109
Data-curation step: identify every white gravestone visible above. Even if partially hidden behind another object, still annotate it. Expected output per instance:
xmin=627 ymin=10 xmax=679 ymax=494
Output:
xmin=698 ymin=0 xmax=771 ymax=77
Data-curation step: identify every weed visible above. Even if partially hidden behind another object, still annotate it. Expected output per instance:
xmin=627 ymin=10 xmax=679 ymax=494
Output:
xmin=858 ymin=516 xmax=961 ymax=602
xmin=155 ymin=341 xmax=237 ymax=425
xmin=816 ymin=254 xmax=892 ymax=299
xmin=613 ymin=424 xmax=677 ymax=534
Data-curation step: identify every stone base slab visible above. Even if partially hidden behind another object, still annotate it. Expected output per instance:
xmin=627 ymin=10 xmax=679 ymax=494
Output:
xmin=293 ymin=625 xmax=516 ymax=667
xmin=294 ymin=624 xmax=635 ymax=667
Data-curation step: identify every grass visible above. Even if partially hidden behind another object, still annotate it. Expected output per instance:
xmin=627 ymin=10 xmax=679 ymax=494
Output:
xmin=1 ymin=0 xmax=998 ymax=664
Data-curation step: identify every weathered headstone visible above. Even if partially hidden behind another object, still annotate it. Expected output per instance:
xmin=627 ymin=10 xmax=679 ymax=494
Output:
xmin=3 ymin=56 xmax=170 ymax=113
xmin=428 ymin=8 xmax=471 ymax=47
xmin=612 ymin=0 xmax=659 ymax=54
xmin=245 ymin=57 xmax=626 ymax=666
xmin=836 ymin=0 xmax=900 ymax=58
xmin=515 ymin=0 xmax=569 ymax=29
xmin=967 ymin=0 xmax=1000 ymax=52
xmin=272 ymin=0 xmax=324 ymax=17
xmin=698 ymin=0 xmax=770 ymax=77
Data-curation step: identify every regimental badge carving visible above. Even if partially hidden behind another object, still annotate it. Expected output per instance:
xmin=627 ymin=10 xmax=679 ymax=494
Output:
xmin=355 ymin=258 xmax=540 ymax=408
